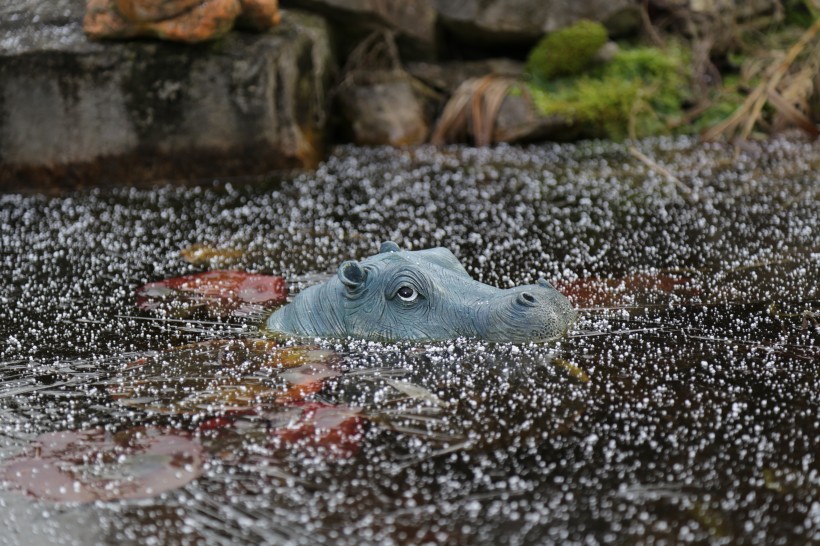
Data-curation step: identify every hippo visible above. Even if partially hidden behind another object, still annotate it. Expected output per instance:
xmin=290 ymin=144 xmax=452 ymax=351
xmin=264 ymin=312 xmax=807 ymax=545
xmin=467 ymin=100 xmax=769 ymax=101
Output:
xmin=265 ymin=241 xmax=576 ymax=343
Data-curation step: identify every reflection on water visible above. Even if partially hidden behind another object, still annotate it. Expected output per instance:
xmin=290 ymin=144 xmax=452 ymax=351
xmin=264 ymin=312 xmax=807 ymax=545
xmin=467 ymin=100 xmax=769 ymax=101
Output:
xmin=1 ymin=137 xmax=818 ymax=544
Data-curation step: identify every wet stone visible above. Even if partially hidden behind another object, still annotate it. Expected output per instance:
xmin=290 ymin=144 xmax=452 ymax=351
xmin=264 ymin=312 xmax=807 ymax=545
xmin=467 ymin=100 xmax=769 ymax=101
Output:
xmin=433 ymin=0 xmax=641 ymax=47
xmin=336 ymin=70 xmax=431 ymax=147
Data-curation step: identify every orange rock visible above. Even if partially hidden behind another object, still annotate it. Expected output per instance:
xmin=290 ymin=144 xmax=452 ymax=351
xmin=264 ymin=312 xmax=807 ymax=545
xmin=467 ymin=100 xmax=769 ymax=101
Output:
xmin=85 ymin=0 xmax=138 ymax=39
xmin=84 ymin=0 xmax=273 ymax=43
xmin=115 ymin=0 xmax=203 ymax=23
xmin=149 ymin=0 xmax=242 ymax=42
xmin=237 ymin=0 xmax=281 ymax=31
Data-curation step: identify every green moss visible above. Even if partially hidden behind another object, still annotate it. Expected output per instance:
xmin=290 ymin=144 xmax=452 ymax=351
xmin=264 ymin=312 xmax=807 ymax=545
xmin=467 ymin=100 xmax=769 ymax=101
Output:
xmin=528 ymin=44 xmax=692 ymax=140
xmin=507 ymin=82 xmax=524 ymax=97
xmin=526 ymin=20 xmax=608 ymax=82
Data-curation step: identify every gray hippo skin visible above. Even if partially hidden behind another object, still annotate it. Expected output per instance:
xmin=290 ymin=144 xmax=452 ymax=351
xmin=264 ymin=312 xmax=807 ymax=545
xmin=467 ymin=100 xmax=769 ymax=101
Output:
xmin=266 ymin=241 xmax=576 ymax=343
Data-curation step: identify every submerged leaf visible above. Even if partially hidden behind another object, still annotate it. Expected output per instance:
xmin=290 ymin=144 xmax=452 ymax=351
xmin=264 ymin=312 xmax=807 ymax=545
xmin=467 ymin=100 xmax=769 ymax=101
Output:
xmin=136 ymin=270 xmax=287 ymax=318
xmin=270 ymin=402 xmax=365 ymax=459
xmin=552 ymin=358 xmax=590 ymax=383
xmin=197 ymin=402 xmax=366 ymax=460
xmin=556 ymin=273 xmax=700 ymax=308
xmin=0 ymin=427 xmax=203 ymax=503
xmin=384 ymin=379 xmax=445 ymax=406
xmin=109 ymin=339 xmax=339 ymax=414
xmin=276 ymin=364 xmax=342 ymax=403
xmin=180 ymin=243 xmax=245 ymax=267
xmin=689 ymin=501 xmax=733 ymax=538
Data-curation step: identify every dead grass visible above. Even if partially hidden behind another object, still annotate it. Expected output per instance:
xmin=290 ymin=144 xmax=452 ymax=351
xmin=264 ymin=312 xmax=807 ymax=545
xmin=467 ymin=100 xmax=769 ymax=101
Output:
xmin=430 ymin=75 xmax=519 ymax=146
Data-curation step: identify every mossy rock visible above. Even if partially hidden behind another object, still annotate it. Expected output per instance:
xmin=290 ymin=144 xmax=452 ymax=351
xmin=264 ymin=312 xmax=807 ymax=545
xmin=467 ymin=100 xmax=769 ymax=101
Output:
xmin=526 ymin=20 xmax=608 ymax=82
xmin=527 ymin=43 xmax=692 ymax=141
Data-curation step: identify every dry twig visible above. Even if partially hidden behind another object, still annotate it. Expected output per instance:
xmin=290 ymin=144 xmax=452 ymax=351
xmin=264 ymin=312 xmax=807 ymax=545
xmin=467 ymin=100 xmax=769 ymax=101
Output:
xmin=430 ymin=75 xmax=518 ymax=146
xmin=629 ymin=146 xmax=696 ymax=201
xmin=702 ymin=18 xmax=820 ymax=142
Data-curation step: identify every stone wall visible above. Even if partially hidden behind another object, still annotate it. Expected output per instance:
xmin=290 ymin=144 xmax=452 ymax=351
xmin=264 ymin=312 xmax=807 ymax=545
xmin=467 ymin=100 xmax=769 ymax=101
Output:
xmin=0 ymin=1 xmax=331 ymax=190
xmin=0 ymin=0 xmax=803 ymax=190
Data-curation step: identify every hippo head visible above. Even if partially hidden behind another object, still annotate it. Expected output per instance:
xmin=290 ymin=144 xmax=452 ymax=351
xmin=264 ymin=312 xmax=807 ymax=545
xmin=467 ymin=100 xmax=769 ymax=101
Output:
xmin=266 ymin=241 xmax=576 ymax=343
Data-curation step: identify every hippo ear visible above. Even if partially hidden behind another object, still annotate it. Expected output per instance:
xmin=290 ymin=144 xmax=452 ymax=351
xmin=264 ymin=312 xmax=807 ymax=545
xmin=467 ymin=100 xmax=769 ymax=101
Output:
xmin=537 ymin=278 xmax=555 ymax=289
xmin=338 ymin=260 xmax=367 ymax=288
xmin=379 ymin=241 xmax=400 ymax=254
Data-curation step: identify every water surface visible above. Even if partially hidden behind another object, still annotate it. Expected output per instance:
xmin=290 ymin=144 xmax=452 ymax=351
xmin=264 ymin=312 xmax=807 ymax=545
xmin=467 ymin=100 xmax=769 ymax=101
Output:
xmin=1 ymin=138 xmax=818 ymax=544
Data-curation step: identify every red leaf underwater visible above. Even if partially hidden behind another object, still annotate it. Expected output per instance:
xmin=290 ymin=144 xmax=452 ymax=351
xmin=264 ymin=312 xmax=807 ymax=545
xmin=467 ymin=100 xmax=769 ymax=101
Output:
xmin=0 ymin=427 xmax=203 ymax=503
xmin=136 ymin=270 xmax=287 ymax=318
xmin=270 ymin=402 xmax=365 ymax=459
xmin=197 ymin=402 xmax=366 ymax=460
xmin=556 ymin=273 xmax=700 ymax=308
xmin=109 ymin=339 xmax=339 ymax=415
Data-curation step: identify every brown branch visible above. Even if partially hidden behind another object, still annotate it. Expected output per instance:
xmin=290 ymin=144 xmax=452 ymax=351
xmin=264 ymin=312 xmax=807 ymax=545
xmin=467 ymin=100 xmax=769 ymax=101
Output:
xmin=766 ymin=88 xmax=820 ymax=136
xmin=628 ymin=146 xmax=696 ymax=201
xmin=702 ymin=17 xmax=820 ymax=141
xmin=640 ymin=0 xmax=665 ymax=47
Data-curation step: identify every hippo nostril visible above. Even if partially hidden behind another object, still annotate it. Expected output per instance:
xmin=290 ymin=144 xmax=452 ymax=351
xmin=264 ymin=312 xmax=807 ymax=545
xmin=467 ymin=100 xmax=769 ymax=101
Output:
xmin=517 ymin=292 xmax=537 ymax=307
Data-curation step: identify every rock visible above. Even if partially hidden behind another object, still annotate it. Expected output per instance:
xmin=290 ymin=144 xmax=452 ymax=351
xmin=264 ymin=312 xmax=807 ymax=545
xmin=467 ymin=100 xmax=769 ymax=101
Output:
xmin=0 ymin=6 xmax=332 ymax=190
xmin=407 ymin=58 xmax=523 ymax=93
xmin=492 ymin=90 xmax=580 ymax=143
xmin=432 ymin=0 xmax=641 ymax=47
xmin=237 ymin=0 xmax=282 ymax=30
xmin=650 ymin=0 xmax=780 ymax=23
xmin=84 ymin=0 xmax=280 ymax=42
xmin=593 ymin=41 xmax=620 ymax=64
xmin=337 ymin=71 xmax=430 ymax=146
xmin=428 ymin=75 xmax=579 ymax=145
xmin=84 ymin=0 xmax=239 ymax=42
xmin=1 ymin=1 xmax=85 ymax=53
xmin=281 ymin=0 xmax=437 ymax=59
xmin=113 ymin=0 xmax=204 ymax=22
xmin=409 ymin=59 xmax=535 ymax=145
xmin=648 ymin=1 xmax=782 ymax=54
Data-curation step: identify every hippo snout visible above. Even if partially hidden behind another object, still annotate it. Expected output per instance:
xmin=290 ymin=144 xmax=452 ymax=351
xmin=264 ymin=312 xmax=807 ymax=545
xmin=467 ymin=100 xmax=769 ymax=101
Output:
xmin=474 ymin=279 xmax=576 ymax=343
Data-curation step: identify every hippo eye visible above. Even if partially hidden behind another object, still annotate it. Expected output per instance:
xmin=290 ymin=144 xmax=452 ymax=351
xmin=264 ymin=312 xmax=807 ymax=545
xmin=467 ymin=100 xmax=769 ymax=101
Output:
xmin=397 ymin=286 xmax=418 ymax=302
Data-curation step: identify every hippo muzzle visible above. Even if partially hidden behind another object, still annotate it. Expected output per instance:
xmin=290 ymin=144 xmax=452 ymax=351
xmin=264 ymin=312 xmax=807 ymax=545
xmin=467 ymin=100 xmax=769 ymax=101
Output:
xmin=266 ymin=241 xmax=575 ymax=343
xmin=472 ymin=280 xmax=577 ymax=343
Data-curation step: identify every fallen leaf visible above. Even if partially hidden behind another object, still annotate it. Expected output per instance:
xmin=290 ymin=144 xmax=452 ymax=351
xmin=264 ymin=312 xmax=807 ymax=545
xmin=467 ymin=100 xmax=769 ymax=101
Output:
xmin=109 ymin=339 xmax=339 ymax=414
xmin=555 ymin=273 xmax=700 ymax=308
xmin=0 ymin=427 xmax=203 ymax=503
xmin=384 ymin=379 xmax=444 ymax=406
xmin=136 ymin=270 xmax=287 ymax=318
xmin=552 ymin=358 xmax=590 ymax=383
xmin=270 ymin=402 xmax=365 ymax=459
xmin=180 ymin=243 xmax=245 ymax=267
